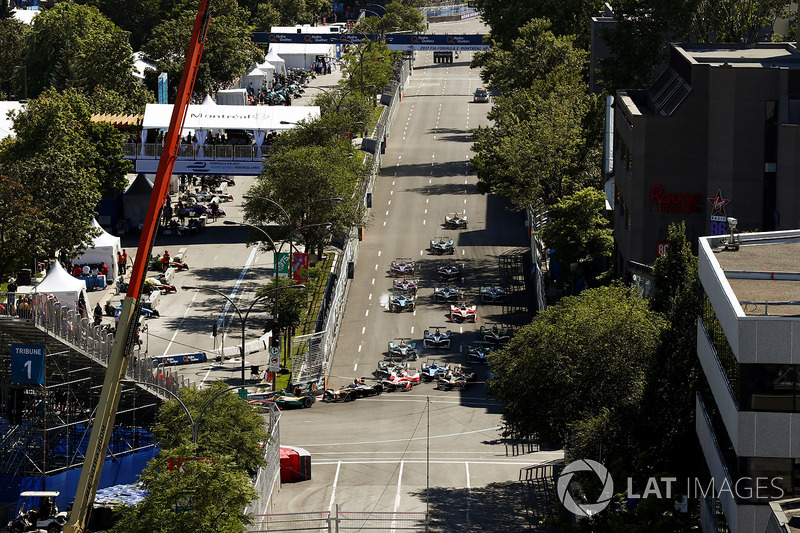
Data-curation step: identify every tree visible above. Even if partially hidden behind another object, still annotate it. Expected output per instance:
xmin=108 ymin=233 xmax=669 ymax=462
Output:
xmin=471 ymin=18 xmax=587 ymax=95
xmin=340 ymin=40 xmax=397 ymax=96
xmin=110 ymin=444 xmax=257 ymax=533
xmin=0 ymin=174 xmax=47 ymax=282
xmin=74 ymin=0 xmax=162 ymax=51
xmin=472 ymin=0 xmax=605 ymax=50
xmin=0 ymin=0 xmax=12 ymax=19
xmin=0 ymin=17 xmax=24 ymax=100
xmin=488 ymin=285 xmax=666 ymax=445
xmin=142 ymin=0 xmax=262 ymax=95
xmin=471 ymin=76 xmax=601 ymax=210
xmin=243 ymin=144 xmax=367 ymax=257
xmin=0 ymin=88 xmax=131 ymax=261
xmin=384 ymin=1 xmax=426 ymax=33
xmin=21 ymin=3 xmax=146 ymax=102
xmin=153 ymin=382 xmax=269 ymax=473
xmin=539 ymin=187 xmax=613 ymax=284
xmin=253 ymin=2 xmax=282 ymax=32
xmin=258 ymin=276 xmax=310 ymax=334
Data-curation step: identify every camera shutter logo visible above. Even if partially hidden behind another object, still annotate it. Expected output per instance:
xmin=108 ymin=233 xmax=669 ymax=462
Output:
xmin=557 ymin=459 xmax=614 ymax=517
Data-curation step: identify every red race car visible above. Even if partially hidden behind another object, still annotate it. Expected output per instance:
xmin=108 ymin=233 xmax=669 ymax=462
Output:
xmin=450 ymin=301 xmax=477 ymax=322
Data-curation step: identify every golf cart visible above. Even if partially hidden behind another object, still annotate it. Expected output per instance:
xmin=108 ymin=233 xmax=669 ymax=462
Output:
xmin=8 ymin=491 xmax=67 ymax=533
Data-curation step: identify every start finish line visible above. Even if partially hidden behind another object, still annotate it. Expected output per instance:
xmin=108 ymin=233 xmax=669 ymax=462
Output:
xmin=252 ymin=32 xmax=489 ymax=51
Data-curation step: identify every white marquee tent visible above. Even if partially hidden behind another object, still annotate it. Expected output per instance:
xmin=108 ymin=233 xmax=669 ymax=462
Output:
xmin=141 ymin=104 xmax=320 ymax=131
xmin=242 ymin=62 xmax=275 ymax=91
xmin=267 ymin=43 xmax=336 ymax=71
xmin=265 ymin=49 xmax=286 ymax=76
xmin=35 ymin=261 xmax=88 ymax=311
xmin=74 ymin=219 xmax=123 ymax=281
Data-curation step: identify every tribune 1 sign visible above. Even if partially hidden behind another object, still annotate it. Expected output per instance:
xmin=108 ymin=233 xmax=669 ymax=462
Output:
xmin=11 ymin=344 xmax=45 ymax=385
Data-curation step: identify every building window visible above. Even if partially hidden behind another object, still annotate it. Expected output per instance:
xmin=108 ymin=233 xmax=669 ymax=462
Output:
xmin=740 ymin=364 xmax=800 ymax=412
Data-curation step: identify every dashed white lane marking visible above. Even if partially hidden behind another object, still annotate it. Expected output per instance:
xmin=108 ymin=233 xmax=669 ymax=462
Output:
xmin=378 ymin=250 xmax=382 ymax=256
xmin=429 ymin=179 xmax=432 ymax=184
xmin=328 ymin=461 xmax=341 ymax=513
xmin=375 ymin=264 xmax=379 ymax=270
xmin=369 ymin=293 xmax=373 ymax=300
xmin=388 ymin=200 xmax=391 ymax=205
xmin=392 ymin=180 xmax=395 ymax=185
xmin=390 ymin=190 xmax=394 ymax=195
xmin=410 ymin=326 xmax=414 ymax=334
xmin=372 ymin=278 xmax=375 ymax=285
xmin=358 ymin=345 xmax=362 ymax=352
xmin=413 ymin=309 xmax=417 ymax=316
xmin=362 ymin=326 xmax=366 ymax=334
xmin=398 ymin=155 xmax=402 ymax=160
xmin=365 ymin=309 xmax=369 ymax=316
xmin=462 ymin=249 xmax=466 ymax=255
xmin=424 ymin=209 xmax=427 ymax=214
xmin=464 ymin=199 xmax=467 ymax=203
xmin=460 ymin=326 xmax=463 ymax=333
xmin=385 ymin=210 xmax=389 ymax=216
xmin=426 ymin=198 xmax=429 ymax=203
xmin=383 ymin=221 xmax=387 ymax=226
xmin=354 ymin=363 xmax=358 ymax=372
xmin=420 ymin=249 xmax=424 ymax=256
xmin=423 ymin=220 xmax=426 ymax=225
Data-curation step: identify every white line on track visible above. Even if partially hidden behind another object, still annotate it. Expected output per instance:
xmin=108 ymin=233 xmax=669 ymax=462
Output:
xmin=377 ymin=250 xmax=382 ymax=256
xmin=362 ymin=326 xmax=366 ymax=334
xmin=410 ymin=326 xmax=414 ymax=334
xmin=328 ymin=462 xmax=341 ymax=512
xmin=429 ymin=179 xmax=432 ymax=184
xmin=413 ymin=309 xmax=416 ymax=316
xmin=390 ymin=190 xmax=394 ymax=195
xmin=295 ymin=426 xmax=504 ymax=447
xmin=462 ymin=249 xmax=466 ymax=255
xmin=383 ymin=221 xmax=387 ymax=226
xmin=369 ymin=293 xmax=372 ymax=300
xmin=372 ymin=278 xmax=375 ymax=285
xmin=375 ymin=264 xmax=379 ymax=270
xmin=315 ymin=459 xmax=553 ymax=466
xmin=466 ymin=462 xmax=472 ymax=525
xmin=358 ymin=345 xmax=362 ymax=352
xmin=460 ymin=326 xmax=463 ymax=333
xmin=394 ymin=461 xmax=405 ymax=513
xmin=353 ymin=363 xmax=358 ymax=372
xmin=424 ymin=209 xmax=427 ymax=214
xmin=385 ymin=210 xmax=389 ymax=216
xmin=426 ymin=198 xmax=429 ymax=203
xmin=420 ymin=249 xmax=424 ymax=256
xmin=365 ymin=309 xmax=369 ymax=317
xmin=392 ymin=180 xmax=395 ymax=185
xmin=423 ymin=220 xmax=426 ymax=225
xmin=388 ymin=200 xmax=391 ymax=205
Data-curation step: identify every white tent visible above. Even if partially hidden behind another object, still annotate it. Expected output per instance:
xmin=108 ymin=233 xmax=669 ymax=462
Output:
xmin=267 ymin=43 xmax=336 ymax=71
xmin=142 ymin=104 xmax=320 ymax=130
xmin=216 ymin=89 xmax=248 ymax=106
xmin=0 ymin=102 xmax=24 ymax=140
xmin=242 ymin=64 xmax=273 ymax=92
xmin=265 ymin=49 xmax=286 ymax=76
xmin=35 ymin=261 xmax=88 ymax=311
xmin=74 ymin=219 xmax=123 ymax=281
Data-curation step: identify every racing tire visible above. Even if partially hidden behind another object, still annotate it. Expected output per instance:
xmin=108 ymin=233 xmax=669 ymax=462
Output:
xmin=323 ymin=390 xmax=334 ymax=402
xmin=48 ymin=525 xmax=62 ymax=533
xmin=302 ymin=396 xmax=313 ymax=409
xmin=344 ymin=392 xmax=356 ymax=402
xmin=9 ymin=524 xmax=22 ymax=533
xmin=374 ymin=384 xmax=383 ymax=395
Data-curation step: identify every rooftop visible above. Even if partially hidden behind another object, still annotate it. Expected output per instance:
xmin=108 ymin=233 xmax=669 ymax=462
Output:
xmin=675 ymin=42 xmax=800 ymax=68
xmin=709 ymin=232 xmax=800 ymax=317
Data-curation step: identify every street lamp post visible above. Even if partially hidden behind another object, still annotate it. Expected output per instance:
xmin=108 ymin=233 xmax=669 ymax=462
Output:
xmin=182 ymin=284 xmax=304 ymax=387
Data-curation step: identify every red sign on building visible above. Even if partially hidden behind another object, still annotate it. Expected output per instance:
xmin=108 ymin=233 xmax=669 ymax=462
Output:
xmin=650 ymin=184 xmax=703 ymax=214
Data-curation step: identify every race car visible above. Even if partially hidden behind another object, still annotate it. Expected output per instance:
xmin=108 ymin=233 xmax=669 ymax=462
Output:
xmin=444 ymin=212 xmax=468 ymax=229
xmin=388 ymin=338 xmax=418 ymax=360
xmin=143 ymin=277 xmax=177 ymax=294
xmin=479 ymin=323 xmax=514 ymax=344
xmin=149 ymin=255 xmax=189 ymax=271
xmin=436 ymin=262 xmax=463 ymax=282
xmin=433 ymin=284 xmax=459 ymax=302
xmin=420 ymin=360 xmax=450 ymax=382
xmin=388 ymin=290 xmax=416 ymax=312
xmin=437 ymin=365 xmax=477 ymax=391
xmin=392 ymin=276 xmax=419 ymax=294
xmin=380 ymin=368 xmax=421 ymax=391
xmin=323 ymin=381 xmax=383 ymax=402
xmin=479 ymin=285 xmax=506 ymax=303
xmin=466 ymin=341 xmax=492 ymax=364
xmin=450 ymin=302 xmax=477 ymax=322
xmin=390 ymin=258 xmax=416 ymax=277
xmin=423 ymin=326 xmax=452 ymax=349
xmin=374 ymin=360 xmax=409 ymax=379
xmin=429 ymin=236 xmax=455 ymax=255
xmin=249 ymin=390 xmax=314 ymax=409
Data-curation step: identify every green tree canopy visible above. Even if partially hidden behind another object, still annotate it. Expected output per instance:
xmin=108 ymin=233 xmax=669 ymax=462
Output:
xmin=489 ymin=285 xmax=666 ymax=445
xmin=471 ymin=75 xmax=601 ymax=210
xmin=340 ymin=40 xmax=398 ymax=96
xmin=540 ymin=187 xmax=613 ymax=270
xmin=0 ymin=17 xmax=25 ymax=100
xmin=0 ymin=173 xmax=47 ymax=282
xmin=142 ymin=0 xmax=262 ymax=95
xmin=110 ymin=443 xmax=257 ymax=533
xmin=74 ymin=0 xmax=162 ymax=51
xmin=471 ymin=18 xmax=588 ymax=94
xmin=21 ymin=2 xmax=148 ymax=105
xmin=153 ymin=381 xmax=269 ymax=473
xmin=0 ymin=88 xmax=132 ymax=263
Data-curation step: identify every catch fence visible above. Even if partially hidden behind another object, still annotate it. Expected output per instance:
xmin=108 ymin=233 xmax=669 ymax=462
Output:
xmin=250 ymin=509 xmax=428 ymax=532
xmin=245 ymin=402 xmax=282 ymax=521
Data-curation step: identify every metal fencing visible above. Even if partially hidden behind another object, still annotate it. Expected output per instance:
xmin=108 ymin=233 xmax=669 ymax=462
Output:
xmin=246 ymin=402 xmax=282 ymax=526
xmin=250 ymin=509 xmax=428 ymax=532
xmin=0 ymin=292 xmax=190 ymax=396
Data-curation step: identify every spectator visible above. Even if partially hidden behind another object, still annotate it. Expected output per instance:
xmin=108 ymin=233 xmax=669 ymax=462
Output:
xmin=93 ymin=303 xmax=103 ymax=326
xmin=82 ymin=264 xmax=90 ymax=276
xmin=118 ymin=251 xmax=125 ymax=275
xmin=161 ymin=251 xmax=171 ymax=272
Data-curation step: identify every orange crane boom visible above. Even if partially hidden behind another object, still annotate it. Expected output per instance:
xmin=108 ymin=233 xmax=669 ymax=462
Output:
xmin=64 ymin=2 xmax=212 ymax=531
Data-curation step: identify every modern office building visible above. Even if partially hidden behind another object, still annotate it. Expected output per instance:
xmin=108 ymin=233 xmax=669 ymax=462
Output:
xmin=697 ymin=229 xmax=800 ymax=532
xmin=613 ymin=42 xmax=800 ymax=276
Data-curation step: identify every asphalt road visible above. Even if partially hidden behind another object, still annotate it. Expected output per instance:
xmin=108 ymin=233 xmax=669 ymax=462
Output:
xmin=270 ymin=18 xmax=563 ymax=532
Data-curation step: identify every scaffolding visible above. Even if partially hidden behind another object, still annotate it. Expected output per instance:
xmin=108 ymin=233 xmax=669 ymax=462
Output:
xmin=0 ymin=296 xmax=168 ymax=502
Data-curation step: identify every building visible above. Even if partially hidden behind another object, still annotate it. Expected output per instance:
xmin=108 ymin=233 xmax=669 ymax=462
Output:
xmin=613 ymin=42 xmax=800 ymax=277
xmin=697 ymin=229 xmax=800 ymax=532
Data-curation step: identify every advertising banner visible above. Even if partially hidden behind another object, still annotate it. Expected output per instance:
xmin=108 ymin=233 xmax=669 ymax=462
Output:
xmin=293 ymin=252 xmax=310 ymax=282
xmin=275 ymin=252 xmax=290 ymax=277
xmin=11 ymin=344 xmax=45 ymax=385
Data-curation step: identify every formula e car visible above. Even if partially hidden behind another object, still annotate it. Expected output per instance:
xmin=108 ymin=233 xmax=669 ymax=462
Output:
xmin=436 ymin=365 xmax=477 ymax=391
xmin=466 ymin=341 xmax=492 ymax=364
xmin=423 ymin=326 xmax=452 ymax=349
xmin=433 ymin=284 xmax=459 ymax=302
xmin=429 ymin=236 xmax=455 ymax=255
xmin=390 ymin=258 xmax=416 ymax=277
xmin=479 ymin=285 xmax=506 ymax=303
xmin=388 ymin=338 xmax=418 ymax=360
xmin=436 ymin=262 xmax=463 ymax=282
xmin=380 ymin=369 xmax=421 ymax=391
xmin=374 ymin=360 xmax=409 ymax=379
xmin=389 ymin=290 xmax=416 ymax=312
xmin=421 ymin=360 xmax=450 ymax=382
xmin=450 ymin=302 xmax=477 ymax=322
xmin=249 ymin=390 xmax=315 ymax=409
xmin=479 ymin=323 xmax=514 ymax=344
xmin=444 ymin=212 xmax=468 ymax=229
xmin=143 ymin=277 xmax=177 ymax=294
xmin=392 ymin=277 xmax=419 ymax=294
xmin=323 ymin=381 xmax=383 ymax=402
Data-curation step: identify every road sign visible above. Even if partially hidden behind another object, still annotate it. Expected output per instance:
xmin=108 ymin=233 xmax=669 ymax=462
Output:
xmin=269 ymin=354 xmax=280 ymax=373
xmin=270 ymin=346 xmax=280 ymax=356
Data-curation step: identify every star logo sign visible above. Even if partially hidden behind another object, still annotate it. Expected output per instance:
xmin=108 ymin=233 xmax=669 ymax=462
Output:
xmin=708 ymin=189 xmax=730 ymax=216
